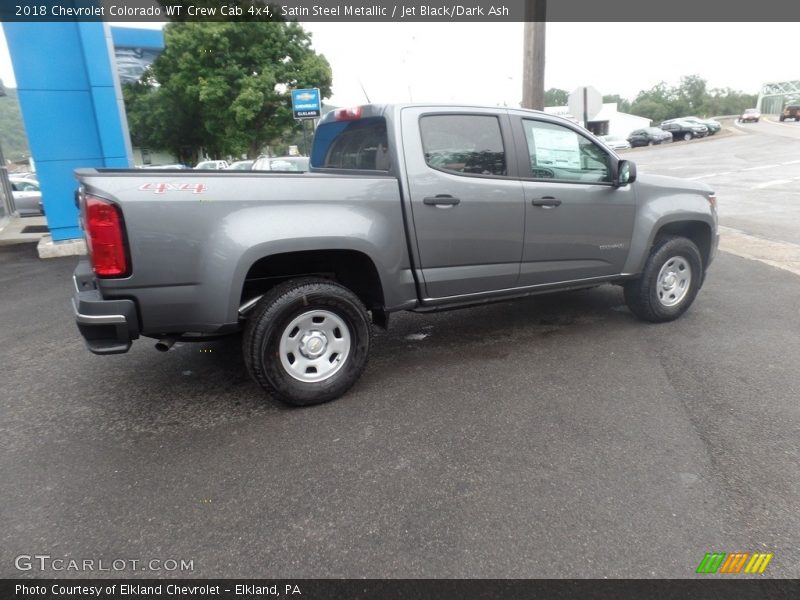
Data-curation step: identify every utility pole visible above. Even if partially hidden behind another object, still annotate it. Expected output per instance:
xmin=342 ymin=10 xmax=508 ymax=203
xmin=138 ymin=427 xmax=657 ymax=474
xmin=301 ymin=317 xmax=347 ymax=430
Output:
xmin=521 ymin=0 xmax=546 ymax=110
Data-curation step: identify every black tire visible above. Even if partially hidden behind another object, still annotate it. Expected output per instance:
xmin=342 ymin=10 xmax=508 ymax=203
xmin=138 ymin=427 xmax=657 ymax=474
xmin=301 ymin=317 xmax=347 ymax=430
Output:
xmin=647 ymin=140 xmax=654 ymax=146
xmin=624 ymin=236 xmax=703 ymax=323
xmin=242 ymin=277 xmax=372 ymax=406
xmin=683 ymin=132 xmax=693 ymax=141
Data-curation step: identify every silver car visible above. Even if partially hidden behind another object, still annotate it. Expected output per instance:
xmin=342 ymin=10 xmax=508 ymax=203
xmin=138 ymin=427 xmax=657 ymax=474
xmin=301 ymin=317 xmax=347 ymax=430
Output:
xmin=9 ymin=176 xmax=43 ymax=216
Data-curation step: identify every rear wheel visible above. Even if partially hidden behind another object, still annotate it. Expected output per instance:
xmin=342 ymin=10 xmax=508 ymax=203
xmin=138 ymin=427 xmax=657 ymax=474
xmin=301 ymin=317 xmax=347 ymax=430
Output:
xmin=624 ymin=236 xmax=703 ymax=323
xmin=243 ymin=278 xmax=372 ymax=406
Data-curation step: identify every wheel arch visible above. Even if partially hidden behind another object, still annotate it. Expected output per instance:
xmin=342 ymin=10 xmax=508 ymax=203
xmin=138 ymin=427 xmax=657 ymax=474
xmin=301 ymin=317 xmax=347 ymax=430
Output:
xmin=237 ymin=248 xmax=386 ymax=320
xmin=625 ymin=214 xmax=715 ymax=276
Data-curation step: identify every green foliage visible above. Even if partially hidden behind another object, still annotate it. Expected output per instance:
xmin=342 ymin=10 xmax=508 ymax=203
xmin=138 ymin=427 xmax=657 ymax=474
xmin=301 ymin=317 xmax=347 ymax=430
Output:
xmin=0 ymin=88 xmax=31 ymax=162
xmin=602 ymin=94 xmax=630 ymax=113
xmin=628 ymin=75 xmax=757 ymax=123
xmin=123 ymin=21 xmax=332 ymax=162
xmin=544 ymin=88 xmax=569 ymax=106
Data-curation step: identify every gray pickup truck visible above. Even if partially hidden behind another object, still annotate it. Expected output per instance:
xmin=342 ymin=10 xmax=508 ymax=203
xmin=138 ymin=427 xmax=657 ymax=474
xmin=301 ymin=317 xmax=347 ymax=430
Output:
xmin=73 ymin=104 xmax=718 ymax=405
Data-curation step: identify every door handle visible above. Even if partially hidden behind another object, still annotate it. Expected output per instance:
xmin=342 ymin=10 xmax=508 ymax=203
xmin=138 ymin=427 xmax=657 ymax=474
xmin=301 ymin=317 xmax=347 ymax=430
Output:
xmin=423 ymin=195 xmax=461 ymax=207
xmin=531 ymin=197 xmax=561 ymax=208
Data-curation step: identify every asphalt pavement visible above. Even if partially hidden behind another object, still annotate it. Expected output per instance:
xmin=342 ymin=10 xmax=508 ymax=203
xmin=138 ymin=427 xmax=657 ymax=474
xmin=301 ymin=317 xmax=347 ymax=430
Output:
xmin=2 ymin=256 xmax=799 ymax=577
xmin=1 ymin=122 xmax=799 ymax=579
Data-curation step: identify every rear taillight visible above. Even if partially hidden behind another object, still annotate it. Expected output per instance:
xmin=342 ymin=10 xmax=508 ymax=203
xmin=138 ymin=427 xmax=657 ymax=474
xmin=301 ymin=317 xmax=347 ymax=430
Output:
xmin=334 ymin=107 xmax=363 ymax=121
xmin=85 ymin=195 xmax=129 ymax=277
xmin=708 ymin=193 xmax=717 ymax=210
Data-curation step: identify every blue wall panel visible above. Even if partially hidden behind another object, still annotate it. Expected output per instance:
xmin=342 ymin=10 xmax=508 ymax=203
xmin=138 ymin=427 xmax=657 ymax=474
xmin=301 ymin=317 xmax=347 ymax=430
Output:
xmin=3 ymin=22 xmax=163 ymax=242
xmin=13 ymin=90 xmax=103 ymax=161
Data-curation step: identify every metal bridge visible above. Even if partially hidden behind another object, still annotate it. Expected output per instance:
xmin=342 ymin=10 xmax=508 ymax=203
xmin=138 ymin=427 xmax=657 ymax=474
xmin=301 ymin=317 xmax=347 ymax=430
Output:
xmin=757 ymin=80 xmax=800 ymax=113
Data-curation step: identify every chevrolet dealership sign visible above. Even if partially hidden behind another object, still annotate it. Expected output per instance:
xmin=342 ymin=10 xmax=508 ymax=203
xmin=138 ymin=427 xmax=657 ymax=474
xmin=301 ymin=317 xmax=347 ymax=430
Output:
xmin=291 ymin=88 xmax=321 ymax=119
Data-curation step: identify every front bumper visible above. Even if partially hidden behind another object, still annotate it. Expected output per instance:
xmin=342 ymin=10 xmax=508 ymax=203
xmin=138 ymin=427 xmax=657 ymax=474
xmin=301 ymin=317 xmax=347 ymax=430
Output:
xmin=72 ymin=261 xmax=139 ymax=355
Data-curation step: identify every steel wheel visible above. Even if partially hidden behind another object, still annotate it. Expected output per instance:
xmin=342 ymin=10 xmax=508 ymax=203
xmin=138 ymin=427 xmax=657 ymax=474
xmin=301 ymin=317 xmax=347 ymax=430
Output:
xmin=656 ymin=256 xmax=692 ymax=307
xmin=278 ymin=309 xmax=352 ymax=383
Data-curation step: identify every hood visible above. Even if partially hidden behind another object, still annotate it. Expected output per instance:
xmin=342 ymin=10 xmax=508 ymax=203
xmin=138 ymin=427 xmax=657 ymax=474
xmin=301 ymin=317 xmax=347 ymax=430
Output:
xmin=636 ymin=172 xmax=714 ymax=195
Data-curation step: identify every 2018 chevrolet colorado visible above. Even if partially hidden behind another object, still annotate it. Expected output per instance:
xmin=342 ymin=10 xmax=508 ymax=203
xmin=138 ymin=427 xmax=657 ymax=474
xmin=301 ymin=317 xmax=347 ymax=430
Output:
xmin=73 ymin=104 xmax=719 ymax=405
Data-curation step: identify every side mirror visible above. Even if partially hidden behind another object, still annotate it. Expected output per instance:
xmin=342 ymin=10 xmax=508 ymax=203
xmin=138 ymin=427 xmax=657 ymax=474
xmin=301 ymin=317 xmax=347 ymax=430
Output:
xmin=615 ymin=159 xmax=636 ymax=187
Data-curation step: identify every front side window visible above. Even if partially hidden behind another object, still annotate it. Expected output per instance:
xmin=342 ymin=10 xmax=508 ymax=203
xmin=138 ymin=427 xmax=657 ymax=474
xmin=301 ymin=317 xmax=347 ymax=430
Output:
xmin=522 ymin=119 xmax=611 ymax=183
xmin=420 ymin=115 xmax=506 ymax=177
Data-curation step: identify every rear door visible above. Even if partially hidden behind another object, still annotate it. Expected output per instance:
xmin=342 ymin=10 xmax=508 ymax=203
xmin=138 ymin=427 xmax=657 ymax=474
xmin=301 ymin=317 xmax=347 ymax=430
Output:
xmin=401 ymin=107 xmax=525 ymax=298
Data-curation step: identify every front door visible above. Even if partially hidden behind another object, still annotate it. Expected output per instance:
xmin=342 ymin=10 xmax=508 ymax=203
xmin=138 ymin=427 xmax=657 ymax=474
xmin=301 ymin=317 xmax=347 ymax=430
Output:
xmin=514 ymin=116 xmax=636 ymax=286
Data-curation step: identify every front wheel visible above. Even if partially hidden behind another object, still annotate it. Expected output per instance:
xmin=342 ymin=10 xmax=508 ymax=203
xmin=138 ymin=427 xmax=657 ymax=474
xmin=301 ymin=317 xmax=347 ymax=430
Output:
xmin=683 ymin=132 xmax=693 ymax=141
xmin=243 ymin=278 xmax=372 ymax=406
xmin=624 ymin=236 xmax=703 ymax=323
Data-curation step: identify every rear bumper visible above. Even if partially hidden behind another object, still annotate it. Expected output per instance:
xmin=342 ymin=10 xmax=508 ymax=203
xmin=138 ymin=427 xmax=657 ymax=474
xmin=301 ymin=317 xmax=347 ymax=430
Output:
xmin=72 ymin=261 xmax=139 ymax=355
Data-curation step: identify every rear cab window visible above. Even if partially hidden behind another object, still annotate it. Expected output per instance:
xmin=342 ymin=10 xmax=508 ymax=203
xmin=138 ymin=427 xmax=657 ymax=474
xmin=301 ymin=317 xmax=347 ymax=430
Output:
xmin=311 ymin=116 xmax=390 ymax=171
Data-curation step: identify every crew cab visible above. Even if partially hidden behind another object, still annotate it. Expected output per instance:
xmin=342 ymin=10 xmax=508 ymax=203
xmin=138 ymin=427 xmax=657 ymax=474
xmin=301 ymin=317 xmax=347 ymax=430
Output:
xmin=73 ymin=104 xmax=719 ymax=406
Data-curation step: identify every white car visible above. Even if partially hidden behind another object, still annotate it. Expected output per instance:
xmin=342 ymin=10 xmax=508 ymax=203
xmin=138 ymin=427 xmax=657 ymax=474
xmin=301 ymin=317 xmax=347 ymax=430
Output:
xmin=226 ymin=160 xmax=255 ymax=170
xmin=251 ymin=156 xmax=310 ymax=172
xmin=194 ymin=159 xmax=229 ymax=170
xmin=599 ymin=135 xmax=631 ymax=150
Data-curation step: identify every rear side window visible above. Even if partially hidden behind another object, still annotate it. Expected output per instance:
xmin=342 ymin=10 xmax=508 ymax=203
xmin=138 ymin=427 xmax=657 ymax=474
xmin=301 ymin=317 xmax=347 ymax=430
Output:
xmin=420 ymin=115 xmax=507 ymax=176
xmin=311 ymin=117 xmax=389 ymax=171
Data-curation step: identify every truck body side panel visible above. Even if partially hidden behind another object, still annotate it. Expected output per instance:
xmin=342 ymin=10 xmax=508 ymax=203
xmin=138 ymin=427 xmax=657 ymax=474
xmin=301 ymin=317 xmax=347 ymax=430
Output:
xmin=77 ymin=171 xmax=416 ymax=334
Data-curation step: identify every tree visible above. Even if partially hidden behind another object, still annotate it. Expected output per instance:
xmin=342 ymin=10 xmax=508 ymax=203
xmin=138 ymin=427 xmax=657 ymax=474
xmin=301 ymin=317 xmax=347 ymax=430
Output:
xmin=544 ymin=88 xmax=569 ymax=106
xmin=702 ymin=87 xmax=758 ymax=117
xmin=627 ymin=76 xmax=757 ymax=122
xmin=676 ymin=74 xmax=707 ymax=114
xmin=629 ymin=82 xmax=682 ymax=123
xmin=123 ymin=21 xmax=332 ymax=162
xmin=602 ymin=94 xmax=631 ymax=113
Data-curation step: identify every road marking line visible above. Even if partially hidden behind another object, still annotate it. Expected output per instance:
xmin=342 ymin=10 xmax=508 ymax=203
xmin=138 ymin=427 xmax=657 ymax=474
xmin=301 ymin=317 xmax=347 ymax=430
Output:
xmin=783 ymin=159 xmax=800 ymax=165
xmin=742 ymin=164 xmax=780 ymax=171
xmin=752 ymin=179 xmax=793 ymax=189
xmin=687 ymin=173 xmax=718 ymax=180
xmin=719 ymin=226 xmax=800 ymax=278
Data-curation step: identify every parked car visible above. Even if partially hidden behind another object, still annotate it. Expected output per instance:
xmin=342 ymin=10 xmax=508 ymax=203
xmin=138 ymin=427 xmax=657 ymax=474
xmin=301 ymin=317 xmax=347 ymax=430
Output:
xmin=141 ymin=164 xmax=190 ymax=169
xmin=627 ymin=127 xmax=673 ymax=147
xmin=779 ymin=105 xmax=800 ymax=122
xmin=251 ymin=156 xmax=310 ymax=172
xmin=681 ymin=116 xmax=721 ymax=134
xmin=72 ymin=103 xmax=719 ymax=407
xmin=739 ymin=108 xmax=761 ymax=123
xmin=227 ymin=160 xmax=255 ymax=170
xmin=194 ymin=159 xmax=229 ymax=170
xmin=600 ymin=134 xmax=631 ymax=150
xmin=661 ymin=120 xmax=708 ymax=141
xmin=9 ymin=177 xmax=43 ymax=216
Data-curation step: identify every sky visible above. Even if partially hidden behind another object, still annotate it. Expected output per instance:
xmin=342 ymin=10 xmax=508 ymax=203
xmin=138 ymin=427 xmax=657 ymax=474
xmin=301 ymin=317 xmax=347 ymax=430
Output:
xmin=1 ymin=22 xmax=797 ymax=106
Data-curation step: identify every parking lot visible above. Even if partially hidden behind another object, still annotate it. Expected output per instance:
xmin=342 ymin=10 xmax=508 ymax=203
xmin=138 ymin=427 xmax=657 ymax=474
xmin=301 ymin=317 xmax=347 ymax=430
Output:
xmin=2 ymin=120 xmax=799 ymax=579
